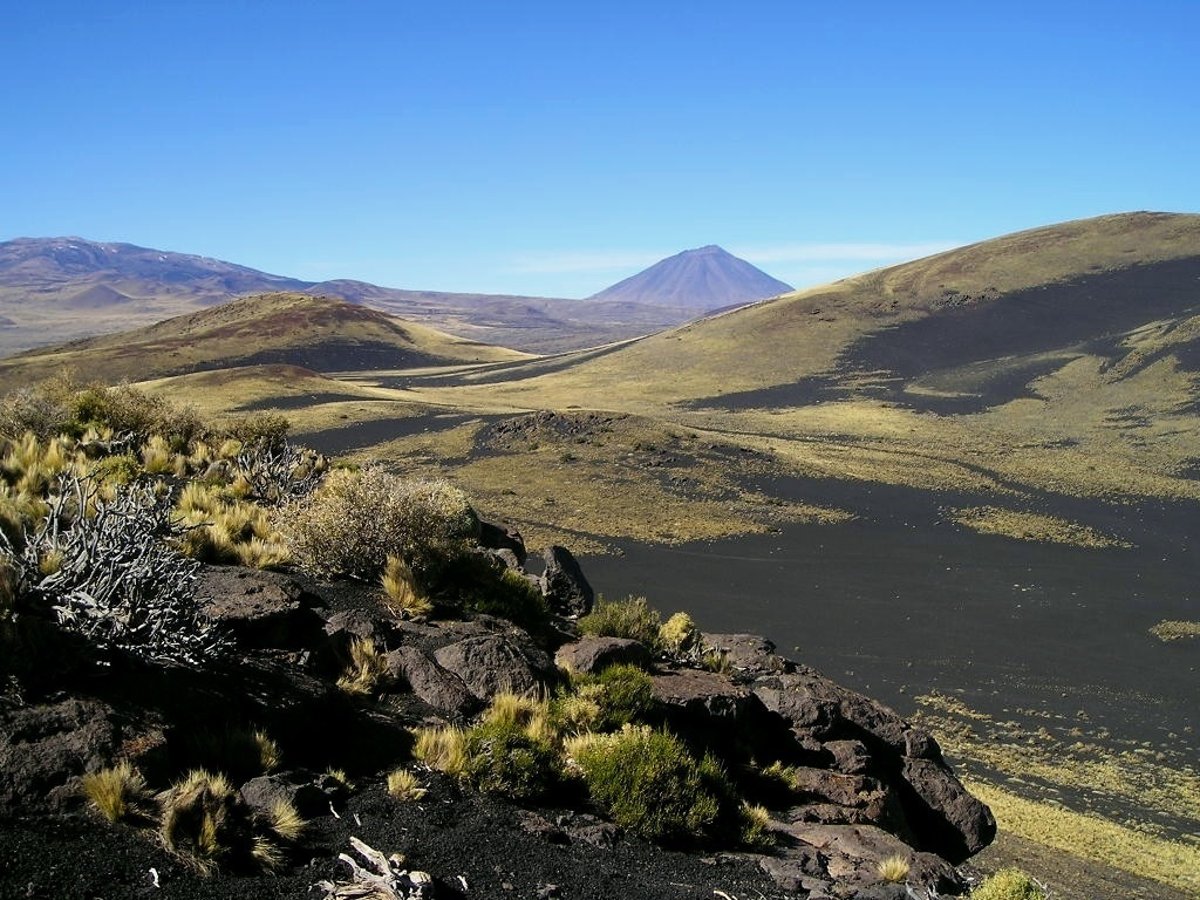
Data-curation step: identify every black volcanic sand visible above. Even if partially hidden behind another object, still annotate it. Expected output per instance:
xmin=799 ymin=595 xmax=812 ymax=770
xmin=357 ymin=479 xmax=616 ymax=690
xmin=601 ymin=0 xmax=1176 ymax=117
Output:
xmin=582 ymin=474 xmax=1198 ymax=790
xmin=0 ymin=781 xmax=786 ymax=900
xmin=301 ymin=413 xmax=486 ymax=456
xmin=699 ymin=256 xmax=1200 ymax=414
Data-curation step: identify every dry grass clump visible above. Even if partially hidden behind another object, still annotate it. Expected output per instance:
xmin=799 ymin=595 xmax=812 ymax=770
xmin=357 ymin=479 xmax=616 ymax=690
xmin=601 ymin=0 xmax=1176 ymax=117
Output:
xmin=336 ymin=637 xmax=390 ymax=696
xmin=81 ymin=761 xmax=150 ymax=823
xmin=659 ymin=611 xmax=699 ymax=655
xmin=1149 ymin=619 xmax=1200 ymax=641
xmin=380 ymin=554 xmax=432 ymax=618
xmin=386 ymin=769 xmax=428 ymax=801
xmin=876 ymin=853 xmax=911 ymax=883
xmin=282 ymin=467 xmax=478 ymax=580
xmin=969 ymin=867 xmax=1047 ymax=900
xmin=266 ymin=798 xmax=306 ymax=842
xmin=159 ymin=769 xmax=249 ymax=874
xmin=412 ymin=725 xmax=467 ymax=777
xmin=174 ymin=482 xmax=290 ymax=569
xmin=740 ymin=801 xmax=773 ymax=848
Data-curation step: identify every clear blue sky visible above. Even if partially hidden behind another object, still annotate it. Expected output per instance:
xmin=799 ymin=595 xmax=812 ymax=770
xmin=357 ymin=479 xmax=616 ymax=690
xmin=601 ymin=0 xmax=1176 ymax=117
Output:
xmin=3 ymin=1 xmax=1197 ymax=297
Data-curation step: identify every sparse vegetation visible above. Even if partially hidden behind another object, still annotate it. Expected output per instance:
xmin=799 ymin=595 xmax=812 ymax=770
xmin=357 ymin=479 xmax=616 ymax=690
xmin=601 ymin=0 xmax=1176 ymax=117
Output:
xmin=463 ymin=718 xmax=560 ymax=800
xmin=380 ymin=553 xmax=432 ymax=618
xmin=1149 ymin=619 xmax=1200 ymax=641
xmin=567 ymin=664 xmax=657 ymax=731
xmin=159 ymin=769 xmax=253 ymax=874
xmin=969 ymin=868 xmax=1047 ymax=900
xmin=266 ymin=798 xmax=306 ymax=843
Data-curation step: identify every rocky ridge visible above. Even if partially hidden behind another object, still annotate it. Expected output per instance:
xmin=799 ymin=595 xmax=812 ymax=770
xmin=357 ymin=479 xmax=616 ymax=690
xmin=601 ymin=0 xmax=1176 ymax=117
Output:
xmin=0 ymin=524 xmax=993 ymax=899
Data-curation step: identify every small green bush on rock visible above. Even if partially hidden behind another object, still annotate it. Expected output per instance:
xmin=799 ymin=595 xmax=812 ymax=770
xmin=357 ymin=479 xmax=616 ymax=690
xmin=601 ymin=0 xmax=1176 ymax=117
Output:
xmin=568 ymin=664 xmax=657 ymax=731
xmin=578 ymin=595 xmax=662 ymax=649
xmin=566 ymin=725 xmax=734 ymax=845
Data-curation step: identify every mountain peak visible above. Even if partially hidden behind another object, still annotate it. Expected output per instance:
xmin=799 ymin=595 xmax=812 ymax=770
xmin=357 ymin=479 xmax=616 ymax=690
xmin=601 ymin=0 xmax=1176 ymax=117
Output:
xmin=587 ymin=246 xmax=791 ymax=310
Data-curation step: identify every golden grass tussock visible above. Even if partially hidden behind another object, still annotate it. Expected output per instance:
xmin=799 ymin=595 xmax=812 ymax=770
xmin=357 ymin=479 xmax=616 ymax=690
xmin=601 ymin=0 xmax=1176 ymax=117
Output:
xmin=386 ymin=768 xmax=428 ymax=801
xmin=740 ymin=801 xmax=773 ymax=848
xmin=945 ymin=505 xmax=1132 ymax=549
xmin=336 ymin=637 xmax=390 ymax=695
xmin=253 ymin=729 xmax=281 ymax=773
xmin=412 ymin=725 xmax=467 ymax=777
xmin=967 ymin=780 xmax=1200 ymax=895
xmin=876 ymin=853 xmax=910 ymax=883
xmin=81 ymin=761 xmax=149 ymax=823
xmin=482 ymin=691 xmax=557 ymax=745
xmin=1149 ymin=619 xmax=1200 ymax=641
xmin=159 ymin=769 xmax=241 ymax=874
xmin=380 ymin=554 xmax=432 ymax=618
xmin=266 ymin=798 xmax=305 ymax=842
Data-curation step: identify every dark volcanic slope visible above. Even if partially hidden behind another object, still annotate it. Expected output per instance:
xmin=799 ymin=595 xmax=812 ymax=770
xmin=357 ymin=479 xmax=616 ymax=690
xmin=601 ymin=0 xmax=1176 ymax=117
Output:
xmin=587 ymin=245 xmax=792 ymax=310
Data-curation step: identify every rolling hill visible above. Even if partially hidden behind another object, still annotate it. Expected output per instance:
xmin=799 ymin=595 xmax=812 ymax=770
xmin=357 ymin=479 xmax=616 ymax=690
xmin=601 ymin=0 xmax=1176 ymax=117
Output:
xmin=0 ymin=237 xmax=709 ymax=356
xmin=586 ymin=244 xmax=792 ymax=309
xmin=0 ymin=292 xmax=529 ymax=392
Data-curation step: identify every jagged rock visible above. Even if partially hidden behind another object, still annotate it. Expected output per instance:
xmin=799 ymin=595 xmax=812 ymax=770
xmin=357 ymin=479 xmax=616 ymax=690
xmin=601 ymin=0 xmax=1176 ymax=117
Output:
xmin=539 ymin=545 xmax=594 ymax=618
xmin=433 ymin=633 xmax=553 ymax=701
xmin=384 ymin=646 xmax=477 ymax=718
xmin=325 ymin=609 xmax=395 ymax=648
xmin=490 ymin=548 xmax=523 ymax=570
xmin=756 ymin=847 xmax=829 ymax=892
xmin=554 ymin=636 xmax=652 ymax=674
xmin=753 ymin=669 xmax=993 ymax=863
xmin=517 ymin=810 xmax=569 ymax=844
xmin=651 ymin=668 xmax=755 ymax=720
xmin=825 ymin=739 xmax=873 ymax=775
xmin=702 ymin=632 xmax=791 ymax=675
xmin=900 ymin=757 xmax=996 ymax=861
xmin=478 ymin=519 xmax=528 ymax=566
xmin=0 ymin=697 xmax=119 ymax=815
xmin=562 ymin=814 xmax=619 ymax=850
xmin=199 ymin=567 xmax=323 ymax=648
xmin=240 ymin=772 xmax=332 ymax=819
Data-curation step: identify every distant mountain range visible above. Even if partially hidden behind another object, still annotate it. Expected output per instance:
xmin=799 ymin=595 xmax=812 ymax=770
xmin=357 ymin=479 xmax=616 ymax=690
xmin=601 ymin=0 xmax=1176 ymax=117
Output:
xmin=588 ymin=245 xmax=792 ymax=309
xmin=0 ymin=238 xmax=790 ymax=358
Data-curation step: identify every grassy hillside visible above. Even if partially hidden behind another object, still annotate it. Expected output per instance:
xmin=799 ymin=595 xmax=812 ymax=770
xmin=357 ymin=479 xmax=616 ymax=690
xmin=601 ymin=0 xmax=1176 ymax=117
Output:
xmin=0 ymin=292 xmax=530 ymax=392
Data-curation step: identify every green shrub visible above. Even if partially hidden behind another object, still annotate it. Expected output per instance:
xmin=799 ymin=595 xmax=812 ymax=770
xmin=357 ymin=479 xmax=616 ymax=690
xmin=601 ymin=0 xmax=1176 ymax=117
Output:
xmin=578 ymin=595 xmax=662 ymax=649
xmin=464 ymin=719 xmax=560 ymax=801
xmin=566 ymin=725 xmax=735 ymax=845
xmin=970 ymin=869 xmax=1047 ymax=900
xmin=282 ymin=467 xmax=478 ymax=579
xmin=568 ymin=664 xmax=656 ymax=731
xmin=659 ymin=611 xmax=699 ymax=655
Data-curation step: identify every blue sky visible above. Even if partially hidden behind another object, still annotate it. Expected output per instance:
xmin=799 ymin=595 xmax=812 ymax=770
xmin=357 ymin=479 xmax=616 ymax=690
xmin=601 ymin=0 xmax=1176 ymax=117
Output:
xmin=2 ymin=1 xmax=1197 ymax=297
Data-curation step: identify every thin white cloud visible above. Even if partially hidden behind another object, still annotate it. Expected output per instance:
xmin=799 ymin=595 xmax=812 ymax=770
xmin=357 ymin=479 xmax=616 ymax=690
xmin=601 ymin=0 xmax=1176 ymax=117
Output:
xmin=731 ymin=241 xmax=959 ymax=264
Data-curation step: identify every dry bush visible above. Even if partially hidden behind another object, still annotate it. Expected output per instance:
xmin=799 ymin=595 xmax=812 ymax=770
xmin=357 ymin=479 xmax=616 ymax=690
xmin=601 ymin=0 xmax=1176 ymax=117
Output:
xmin=282 ymin=467 xmax=478 ymax=580
xmin=0 ymin=474 xmax=226 ymax=667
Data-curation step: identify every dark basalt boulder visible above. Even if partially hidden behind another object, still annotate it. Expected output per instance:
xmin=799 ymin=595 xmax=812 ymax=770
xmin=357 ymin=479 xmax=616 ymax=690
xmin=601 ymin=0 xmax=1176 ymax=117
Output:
xmin=702 ymin=632 xmax=792 ymax=675
xmin=0 ymin=697 xmax=120 ymax=816
xmin=198 ymin=567 xmax=324 ymax=649
xmin=554 ymin=635 xmax=653 ymax=674
xmin=240 ymin=772 xmax=335 ymax=819
xmin=384 ymin=646 xmax=477 ymax=718
xmin=539 ymin=545 xmax=594 ymax=618
xmin=478 ymin=519 xmax=528 ymax=567
xmin=433 ymin=633 xmax=554 ymax=701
